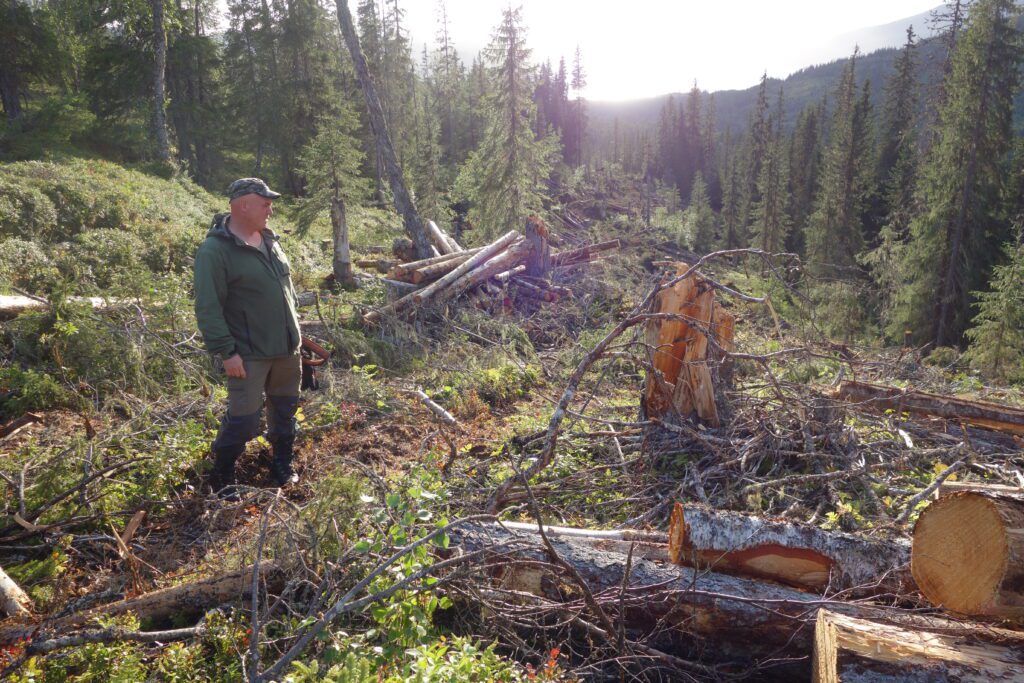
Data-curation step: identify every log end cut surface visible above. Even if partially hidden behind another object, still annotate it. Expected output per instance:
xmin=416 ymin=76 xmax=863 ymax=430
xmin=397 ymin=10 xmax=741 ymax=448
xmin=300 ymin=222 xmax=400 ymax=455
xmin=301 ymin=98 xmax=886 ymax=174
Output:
xmin=912 ymin=493 xmax=1007 ymax=614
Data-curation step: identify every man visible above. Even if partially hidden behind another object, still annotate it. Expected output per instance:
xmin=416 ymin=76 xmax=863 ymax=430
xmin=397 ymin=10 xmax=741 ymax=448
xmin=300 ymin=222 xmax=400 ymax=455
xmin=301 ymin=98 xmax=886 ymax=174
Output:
xmin=194 ymin=178 xmax=302 ymax=497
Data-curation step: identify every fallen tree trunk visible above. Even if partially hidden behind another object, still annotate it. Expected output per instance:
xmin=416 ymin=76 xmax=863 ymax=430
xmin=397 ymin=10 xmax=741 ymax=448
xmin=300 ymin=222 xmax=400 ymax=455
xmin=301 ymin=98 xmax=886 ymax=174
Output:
xmin=451 ymin=524 xmax=1006 ymax=678
xmin=0 ymin=563 xmax=284 ymax=643
xmin=497 ymin=521 xmax=670 ymax=561
xmin=334 ymin=0 xmax=432 ymax=258
xmin=936 ymin=481 xmax=1024 ymax=499
xmin=812 ymin=608 xmax=1024 ymax=682
xmin=0 ymin=295 xmax=116 ymax=320
xmin=835 ymin=381 xmax=1024 ymax=437
xmin=388 ymin=246 xmax=485 ymax=279
xmin=551 ymin=239 xmax=620 ymax=266
xmin=355 ymin=259 xmax=396 ymax=273
xmin=0 ymin=566 xmax=31 ymax=617
xmin=427 ymin=219 xmax=456 ymax=255
xmin=410 ymin=252 xmax=477 ymax=284
xmin=912 ymin=491 xmax=1024 ymax=618
xmin=363 ymin=231 xmax=519 ymax=324
xmin=668 ymin=504 xmax=912 ymax=594
xmin=442 ymin=241 xmax=532 ymax=303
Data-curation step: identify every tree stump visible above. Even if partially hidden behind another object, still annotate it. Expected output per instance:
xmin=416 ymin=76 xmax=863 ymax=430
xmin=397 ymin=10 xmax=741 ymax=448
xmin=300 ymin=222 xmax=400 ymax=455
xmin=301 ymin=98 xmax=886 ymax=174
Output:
xmin=641 ymin=263 xmax=735 ymax=428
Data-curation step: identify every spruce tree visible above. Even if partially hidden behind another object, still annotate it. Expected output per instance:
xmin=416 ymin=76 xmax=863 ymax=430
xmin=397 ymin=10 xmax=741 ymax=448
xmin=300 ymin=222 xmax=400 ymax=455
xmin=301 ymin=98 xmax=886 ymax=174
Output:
xmin=964 ymin=233 xmax=1024 ymax=381
xmin=751 ymin=87 xmax=790 ymax=255
xmin=456 ymin=6 xmax=554 ymax=240
xmin=787 ymin=100 xmax=824 ymax=255
xmin=295 ymin=105 xmax=367 ymax=284
xmin=685 ymin=171 xmax=716 ymax=253
xmin=804 ymin=50 xmax=872 ymax=281
xmin=894 ymin=0 xmax=1022 ymax=346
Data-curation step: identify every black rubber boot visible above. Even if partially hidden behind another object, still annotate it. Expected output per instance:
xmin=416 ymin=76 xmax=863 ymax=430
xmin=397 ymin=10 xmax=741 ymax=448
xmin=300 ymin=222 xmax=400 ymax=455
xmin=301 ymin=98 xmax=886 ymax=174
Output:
xmin=209 ymin=444 xmax=244 ymax=500
xmin=269 ymin=435 xmax=298 ymax=487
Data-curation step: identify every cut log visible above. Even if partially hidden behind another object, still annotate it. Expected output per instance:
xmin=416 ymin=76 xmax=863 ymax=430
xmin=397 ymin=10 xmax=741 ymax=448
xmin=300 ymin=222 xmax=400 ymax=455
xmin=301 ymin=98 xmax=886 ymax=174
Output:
xmin=443 ymin=241 xmax=532 ymax=303
xmin=410 ymin=389 xmax=459 ymax=429
xmin=642 ymin=264 xmax=724 ymax=427
xmin=355 ymin=259 xmax=396 ymax=273
xmin=411 ymin=232 xmax=521 ymax=304
xmin=0 ymin=412 xmax=42 ymax=440
xmin=388 ymin=246 xmax=485 ymax=278
xmin=0 ymin=295 xmax=113 ymax=320
xmin=0 ymin=563 xmax=284 ymax=643
xmin=410 ymin=252 xmax=477 ymax=284
xmin=936 ymin=481 xmax=1024 ymax=500
xmin=511 ymin=279 xmax=559 ymax=302
xmin=451 ymin=523 xmax=1010 ymax=678
xmin=0 ymin=565 xmax=31 ymax=617
xmin=496 ymin=522 xmax=669 ymax=561
xmin=667 ymin=504 xmax=911 ymax=593
xmin=912 ymin=491 xmax=1024 ymax=618
xmin=364 ymin=231 xmax=520 ymax=324
xmin=813 ymin=608 xmax=1024 ymax=682
xmin=427 ymin=219 xmax=456 ymax=255
xmin=835 ymin=381 xmax=1024 ymax=437
xmin=550 ymin=239 xmax=621 ymax=266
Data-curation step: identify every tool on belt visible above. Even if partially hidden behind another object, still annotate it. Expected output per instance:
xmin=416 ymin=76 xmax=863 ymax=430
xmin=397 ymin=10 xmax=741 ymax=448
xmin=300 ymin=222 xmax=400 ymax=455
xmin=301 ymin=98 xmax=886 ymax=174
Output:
xmin=300 ymin=337 xmax=330 ymax=391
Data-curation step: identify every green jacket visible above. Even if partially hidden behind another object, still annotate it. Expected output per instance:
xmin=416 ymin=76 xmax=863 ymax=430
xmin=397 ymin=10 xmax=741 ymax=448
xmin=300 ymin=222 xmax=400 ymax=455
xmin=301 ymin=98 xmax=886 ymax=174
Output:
xmin=194 ymin=213 xmax=301 ymax=360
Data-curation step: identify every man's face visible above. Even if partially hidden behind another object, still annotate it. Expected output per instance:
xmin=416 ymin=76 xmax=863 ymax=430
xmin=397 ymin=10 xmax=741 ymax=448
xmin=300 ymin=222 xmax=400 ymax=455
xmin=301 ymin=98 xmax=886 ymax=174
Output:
xmin=236 ymin=194 xmax=274 ymax=229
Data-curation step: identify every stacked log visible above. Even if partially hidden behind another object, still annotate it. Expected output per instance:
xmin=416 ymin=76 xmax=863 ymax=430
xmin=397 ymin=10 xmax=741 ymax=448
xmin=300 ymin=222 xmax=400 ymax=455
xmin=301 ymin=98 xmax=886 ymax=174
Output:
xmin=641 ymin=263 xmax=736 ymax=428
xmin=363 ymin=219 xmax=619 ymax=325
xmin=667 ymin=504 xmax=912 ymax=594
xmin=912 ymin=490 xmax=1024 ymax=618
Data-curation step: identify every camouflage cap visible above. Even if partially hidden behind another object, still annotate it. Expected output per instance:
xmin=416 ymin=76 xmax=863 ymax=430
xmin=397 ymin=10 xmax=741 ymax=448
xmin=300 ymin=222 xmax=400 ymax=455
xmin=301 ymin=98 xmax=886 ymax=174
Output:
xmin=226 ymin=178 xmax=281 ymax=201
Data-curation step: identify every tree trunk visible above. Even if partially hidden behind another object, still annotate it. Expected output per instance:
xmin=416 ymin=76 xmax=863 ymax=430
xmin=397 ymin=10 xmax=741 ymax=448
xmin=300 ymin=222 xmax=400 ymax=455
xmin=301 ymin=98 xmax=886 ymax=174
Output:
xmin=388 ymin=247 xmax=485 ymax=279
xmin=427 ymin=219 xmax=455 ymax=255
xmin=835 ymin=381 xmax=1024 ymax=437
xmin=668 ymin=504 xmax=912 ymax=593
xmin=150 ymin=0 xmax=171 ymax=163
xmin=451 ymin=524 xmax=1019 ymax=678
xmin=912 ymin=491 xmax=1024 ymax=618
xmin=334 ymin=0 xmax=432 ymax=259
xmin=0 ymin=563 xmax=284 ymax=643
xmin=642 ymin=263 xmax=732 ymax=428
xmin=813 ymin=609 xmax=1024 ymax=683
xmin=0 ymin=566 xmax=31 ymax=618
xmin=0 ymin=64 xmax=23 ymax=122
xmin=331 ymin=196 xmax=354 ymax=286
xmin=524 ymin=215 xmax=550 ymax=277
xmin=410 ymin=232 xmax=521 ymax=304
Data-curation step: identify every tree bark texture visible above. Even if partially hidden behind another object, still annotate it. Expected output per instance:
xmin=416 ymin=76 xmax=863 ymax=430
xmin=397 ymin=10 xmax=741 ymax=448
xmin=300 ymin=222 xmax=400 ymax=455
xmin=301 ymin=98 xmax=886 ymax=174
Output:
xmin=330 ymin=196 xmax=354 ymax=285
xmin=836 ymin=381 xmax=1024 ymax=437
xmin=812 ymin=608 xmax=1024 ymax=683
xmin=334 ymin=0 xmax=432 ymax=259
xmin=150 ymin=0 xmax=171 ymax=163
xmin=668 ymin=504 xmax=912 ymax=594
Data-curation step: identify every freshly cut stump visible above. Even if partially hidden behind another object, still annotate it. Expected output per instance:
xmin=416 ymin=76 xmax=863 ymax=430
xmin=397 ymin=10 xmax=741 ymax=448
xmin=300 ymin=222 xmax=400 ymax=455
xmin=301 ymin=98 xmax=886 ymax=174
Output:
xmin=912 ymin=491 xmax=1024 ymax=618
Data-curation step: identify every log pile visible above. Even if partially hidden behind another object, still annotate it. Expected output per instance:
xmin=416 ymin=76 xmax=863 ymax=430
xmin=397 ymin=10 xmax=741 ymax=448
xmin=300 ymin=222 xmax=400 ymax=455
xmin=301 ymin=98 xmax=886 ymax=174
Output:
xmin=362 ymin=217 xmax=619 ymax=325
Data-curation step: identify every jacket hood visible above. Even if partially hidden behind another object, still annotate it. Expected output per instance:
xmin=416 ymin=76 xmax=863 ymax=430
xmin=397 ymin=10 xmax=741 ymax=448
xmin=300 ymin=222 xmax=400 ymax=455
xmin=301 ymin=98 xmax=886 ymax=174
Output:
xmin=207 ymin=213 xmax=280 ymax=242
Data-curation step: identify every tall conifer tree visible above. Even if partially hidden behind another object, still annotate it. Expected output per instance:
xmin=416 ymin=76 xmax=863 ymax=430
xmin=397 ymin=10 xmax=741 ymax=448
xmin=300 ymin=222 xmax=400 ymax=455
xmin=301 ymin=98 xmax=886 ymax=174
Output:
xmin=895 ymin=0 xmax=1022 ymax=346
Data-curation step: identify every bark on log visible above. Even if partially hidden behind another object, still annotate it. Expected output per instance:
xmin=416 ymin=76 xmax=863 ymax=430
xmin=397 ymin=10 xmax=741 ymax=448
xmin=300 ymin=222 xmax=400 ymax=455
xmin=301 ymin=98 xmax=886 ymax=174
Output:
xmin=363 ymin=232 xmax=520 ymax=323
xmin=0 ymin=295 xmax=112 ymax=320
xmin=411 ymin=232 xmax=521 ymax=304
xmin=812 ymin=608 xmax=1024 ymax=682
xmin=668 ymin=504 xmax=912 ymax=594
xmin=912 ymin=491 xmax=1024 ymax=618
xmin=0 ymin=565 xmax=31 ymax=617
xmin=497 ymin=522 xmax=669 ymax=561
xmin=355 ymin=259 xmax=396 ymax=273
xmin=442 ymin=241 xmax=532 ymax=303
xmin=410 ymin=252 xmax=478 ymax=284
xmin=389 ymin=246 xmax=485 ymax=278
xmin=0 ymin=563 xmax=284 ymax=643
xmin=0 ymin=412 xmax=42 ymax=440
xmin=427 ymin=219 xmax=456 ymax=255
xmin=334 ymin=1 xmax=432 ymax=258
xmin=936 ymin=481 xmax=1024 ymax=500
xmin=550 ymin=239 xmax=621 ymax=266
xmin=410 ymin=389 xmax=459 ymax=429
xmin=642 ymin=264 xmax=728 ymax=427
xmin=451 ymin=524 xmax=999 ymax=678
xmin=835 ymin=381 xmax=1024 ymax=437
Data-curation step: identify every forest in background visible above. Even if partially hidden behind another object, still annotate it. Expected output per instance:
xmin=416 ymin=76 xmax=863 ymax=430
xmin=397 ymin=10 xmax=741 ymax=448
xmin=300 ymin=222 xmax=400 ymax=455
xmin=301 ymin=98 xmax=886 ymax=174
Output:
xmin=3 ymin=1 xmax=1024 ymax=681
xmin=3 ymin=0 xmax=1024 ymax=377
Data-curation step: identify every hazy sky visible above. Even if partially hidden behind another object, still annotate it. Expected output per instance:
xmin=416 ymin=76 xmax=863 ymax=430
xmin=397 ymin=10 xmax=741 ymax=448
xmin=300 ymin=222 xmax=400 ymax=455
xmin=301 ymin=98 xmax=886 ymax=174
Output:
xmin=396 ymin=0 xmax=941 ymax=100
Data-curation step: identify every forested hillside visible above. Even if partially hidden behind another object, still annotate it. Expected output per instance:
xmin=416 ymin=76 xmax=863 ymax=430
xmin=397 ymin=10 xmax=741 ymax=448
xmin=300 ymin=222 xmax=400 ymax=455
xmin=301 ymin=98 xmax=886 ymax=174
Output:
xmin=3 ymin=0 xmax=1024 ymax=681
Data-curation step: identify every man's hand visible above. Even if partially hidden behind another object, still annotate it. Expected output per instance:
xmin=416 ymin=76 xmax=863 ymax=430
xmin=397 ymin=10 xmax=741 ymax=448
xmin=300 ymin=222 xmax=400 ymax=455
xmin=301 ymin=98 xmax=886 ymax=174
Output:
xmin=223 ymin=354 xmax=246 ymax=378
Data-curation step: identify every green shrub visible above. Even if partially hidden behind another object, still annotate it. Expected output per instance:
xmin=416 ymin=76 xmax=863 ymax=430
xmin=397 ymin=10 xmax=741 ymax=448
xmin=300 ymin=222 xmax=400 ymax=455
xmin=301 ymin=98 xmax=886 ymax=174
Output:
xmin=0 ymin=238 xmax=59 ymax=291
xmin=0 ymin=178 xmax=58 ymax=240
xmin=0 ymin=367 xmax=80 ymax=417
xmin=472 ymin=364 xmax=539 ymax=409
xmin=924 ymin=346 xmax=959 ymax=369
